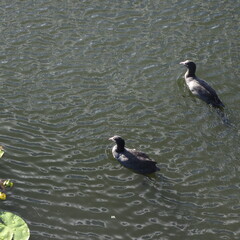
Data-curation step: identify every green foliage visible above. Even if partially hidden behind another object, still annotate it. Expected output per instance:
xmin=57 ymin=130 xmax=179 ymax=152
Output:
xmin=0 ymin=146 xmax=4 ymax=158
xmin=0 ymin=212 xmax=30 ymax=240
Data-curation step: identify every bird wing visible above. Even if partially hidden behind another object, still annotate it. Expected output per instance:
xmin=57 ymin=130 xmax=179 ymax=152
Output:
xmin=113 ymin=148 xmax=159 ymax=174
xmin=189 ymin=77 xmax=224 ymax=106
xmin=196 ymin=78 xmax=218 ymax=96
xmin=129 ymin=149 xmax=156 ymax=163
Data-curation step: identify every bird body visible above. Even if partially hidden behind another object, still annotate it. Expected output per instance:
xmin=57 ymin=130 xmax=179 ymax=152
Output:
xmin=109 ymin=136 xmax=159 ymax=175
xmin=180 ymin=60 xmax=224 ymax=108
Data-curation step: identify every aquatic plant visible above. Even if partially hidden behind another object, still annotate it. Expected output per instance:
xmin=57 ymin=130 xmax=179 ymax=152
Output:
xmin=0 ymin=212 xmax=30 ymax=240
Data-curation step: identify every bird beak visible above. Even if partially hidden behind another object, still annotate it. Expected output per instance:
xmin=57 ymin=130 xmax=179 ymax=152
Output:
xmin=109 ymin=137 xmax=114 ymax=141
xmin=179 ymin=61 xmax=185 ymax=65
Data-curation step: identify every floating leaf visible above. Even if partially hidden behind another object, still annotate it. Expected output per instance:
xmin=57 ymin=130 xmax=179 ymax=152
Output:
xmin=0 ymin=146 xmax=4 ymax=158
xmin=0 ymin=225 xmax=13 ymax=240
xmin=3 ymin=180 xmax=14 ymax=188
xmin=0 ymin=212 xmax=30 ymax=240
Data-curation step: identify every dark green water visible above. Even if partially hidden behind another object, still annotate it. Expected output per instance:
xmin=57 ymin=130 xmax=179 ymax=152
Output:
xmin=0 ymin=1 xmax=239 ymax=239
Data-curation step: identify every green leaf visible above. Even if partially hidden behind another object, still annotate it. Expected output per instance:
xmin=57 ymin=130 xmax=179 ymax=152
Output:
xmin=0 ymin=212 xmax=30 ymax=240
xmin=0 ymin=223 xmax=13 ymax=240
xmin=0 ymin=147 xmax=4 ymax=158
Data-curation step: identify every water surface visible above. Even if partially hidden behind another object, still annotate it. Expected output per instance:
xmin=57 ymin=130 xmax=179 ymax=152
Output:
xmin=0 ymin=0 xmax=239 ymax=239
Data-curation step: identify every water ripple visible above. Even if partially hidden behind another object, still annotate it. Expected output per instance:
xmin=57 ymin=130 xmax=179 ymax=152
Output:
xmin=0 ymin=0 xmax=239 ymax=240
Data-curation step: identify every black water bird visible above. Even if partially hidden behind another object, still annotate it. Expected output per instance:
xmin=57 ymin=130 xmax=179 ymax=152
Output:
xmin=180 ymin=60 xmax=224 ymax=108
xmin=109 ymin=136 xmax=159 ymax=175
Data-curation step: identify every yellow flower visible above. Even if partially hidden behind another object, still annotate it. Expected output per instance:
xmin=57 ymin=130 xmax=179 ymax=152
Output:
xmin=0 ymin=192 xmax=6 ymax=200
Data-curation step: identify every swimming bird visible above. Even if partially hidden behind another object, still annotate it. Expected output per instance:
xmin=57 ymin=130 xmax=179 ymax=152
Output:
xmin=180 ymin=60 xmax=224 ymax=108
xmin=109 ymin=136 xmax=159 ymax=175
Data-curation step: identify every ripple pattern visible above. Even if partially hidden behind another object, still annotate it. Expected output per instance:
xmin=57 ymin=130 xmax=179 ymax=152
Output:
xmin=0 ymin=0 xmax=239 ymax=240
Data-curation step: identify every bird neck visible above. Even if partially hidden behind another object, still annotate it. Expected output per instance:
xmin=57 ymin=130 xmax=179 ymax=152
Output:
xmin=186 ymin=69 xmax=196 ymax=78
xmin=116 ymin=144 xmax=125 ymax=153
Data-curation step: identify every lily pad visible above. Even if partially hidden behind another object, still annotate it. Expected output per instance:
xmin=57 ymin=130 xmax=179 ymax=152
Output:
xmin=0 ymin=212 xmax=30 ymax=240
